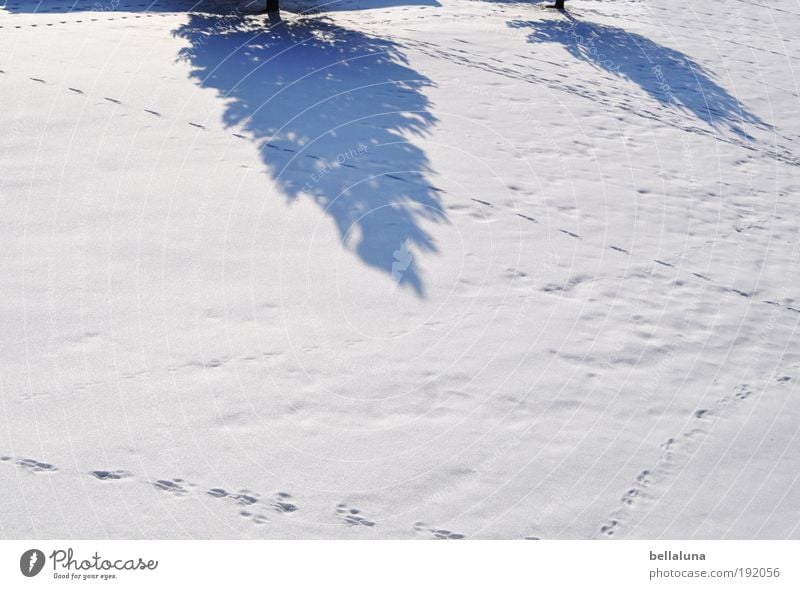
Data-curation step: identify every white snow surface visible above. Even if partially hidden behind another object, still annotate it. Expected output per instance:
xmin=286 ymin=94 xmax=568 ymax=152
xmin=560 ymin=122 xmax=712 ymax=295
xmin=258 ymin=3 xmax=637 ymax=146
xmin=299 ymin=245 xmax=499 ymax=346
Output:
xmin=1 ymin=0 xmax=799 ymax=539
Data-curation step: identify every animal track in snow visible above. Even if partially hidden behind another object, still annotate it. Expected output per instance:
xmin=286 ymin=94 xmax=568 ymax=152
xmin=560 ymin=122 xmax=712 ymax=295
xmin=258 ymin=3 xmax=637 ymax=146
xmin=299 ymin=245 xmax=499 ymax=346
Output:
xmin=517 ymin=213 xmax=537 ymax=223
xmin=337 ymin=504 xmax=375 ymax=527
xmin=239 ymin=510 xmax=269 ymax=525
xmin=1 ymin=455 xmax=57 ymax=473
xmin=598 ymin=380 xmax=760 ymax=537
xmin=7 ymin=457 xmax=58 ymax=473
xmin=206 ymin=487 xmax=298 ymax=523
xmin=208 ymin=489 xmax=270 ymax=525
xmin=431 ymin=528 xmax=464 ymax=539
xmin=413 ymin=522 xmax=465 ymax=539
xmin=599 ymin=519 xmax=619 ymax=537
xmin=152 ymin=478 xmax=189 ymax=497
xmin=206 ymin=487 xmax=259 ymax=506
xmin=91 ymin=470 xmax=132 ymax=480
xmin=271 ymin=492 xmax=297 ymax=513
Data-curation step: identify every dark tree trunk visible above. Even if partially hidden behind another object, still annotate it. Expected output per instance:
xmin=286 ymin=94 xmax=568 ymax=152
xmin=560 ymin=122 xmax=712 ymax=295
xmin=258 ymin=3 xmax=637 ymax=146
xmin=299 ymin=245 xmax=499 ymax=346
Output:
xmin=551 ymin=0 xmax=565 ymax=8
xmin=266 ymin=0 xmax=279 ymax=12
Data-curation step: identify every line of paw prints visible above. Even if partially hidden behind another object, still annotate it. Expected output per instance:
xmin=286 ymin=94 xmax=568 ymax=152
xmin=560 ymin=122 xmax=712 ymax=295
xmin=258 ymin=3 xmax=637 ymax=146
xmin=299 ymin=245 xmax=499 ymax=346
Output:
xmin=1 ymin=455 xmax=58 ymax=473
xmin=152 ymin=478 xmax=194 ymax=497
xmin=413 ymin=521 xmax=465 ymax=539
xmin=91 ymin=469 xmax=133 ymax=480
xmin=336 ymin=503 xmax=376 ymax=527
xmin=208 ymin=488 xmax=298 ymax=524
xmin=147 ymin=477 xmax=300 ymax=525
xmin=8 ymin=74 xmax=783 ymax=319
xmin=3 ymin=457 xmax=372 ymax=532
xmin=7 ymin=66 xmax=800 ymax=316
xmin=1 ymin=457 xmax=543 ymax=538
xmin=598 ymin=378 xmax=791 ymax=537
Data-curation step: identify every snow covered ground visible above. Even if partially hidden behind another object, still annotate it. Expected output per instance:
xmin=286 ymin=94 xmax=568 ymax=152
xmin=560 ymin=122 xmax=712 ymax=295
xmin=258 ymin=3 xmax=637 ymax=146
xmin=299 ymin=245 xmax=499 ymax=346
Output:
xmin=1 ymin=0 xmax=799 ymax=539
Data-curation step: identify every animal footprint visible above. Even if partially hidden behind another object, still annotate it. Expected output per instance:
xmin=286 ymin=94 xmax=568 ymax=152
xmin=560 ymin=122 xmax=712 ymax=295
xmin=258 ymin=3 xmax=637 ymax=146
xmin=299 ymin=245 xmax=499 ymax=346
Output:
xmin=271 ymin=492 xmax=297 ymax=513
xmin=336 ymin=504 xmax=375 ymax=527
xmin=621 ymin=488 xmax=640 ymax=505
xmin=208 ymin=488 xmax=273 ymax=524
xmin=238 ymin=510 xmax=269 ymax=525
xmin=152 ymin=479 xmax=188 ymax=496
xmin=231 ymin=492 xmax=259 ymax=506
xmin=430 ymin=528 xmax=464 ymax=539
xmin=660 ymin=437 xmax=676 ymax=459
xmin=91 ymin=470 xmax=131 ymax=481
xmin=17 ymin=458 xmax=57 ymax=473
xmin=413 ymin=522 xmax=464 ymax=539
xmin=600 ymin=519 xmax=619 ymax=537
xmin=251 ymin=513 xmax=269 ymax=525
xmin=207 ymin=488 xmax=259 ymax=505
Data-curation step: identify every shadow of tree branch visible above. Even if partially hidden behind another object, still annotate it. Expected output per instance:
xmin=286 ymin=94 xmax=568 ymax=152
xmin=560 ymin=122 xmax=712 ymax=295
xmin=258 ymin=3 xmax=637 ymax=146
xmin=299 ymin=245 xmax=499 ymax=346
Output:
xmin=510 ymin=14 xmax=768 ymax=140
xmin=174 ymin=13 xmax=444 ymax=295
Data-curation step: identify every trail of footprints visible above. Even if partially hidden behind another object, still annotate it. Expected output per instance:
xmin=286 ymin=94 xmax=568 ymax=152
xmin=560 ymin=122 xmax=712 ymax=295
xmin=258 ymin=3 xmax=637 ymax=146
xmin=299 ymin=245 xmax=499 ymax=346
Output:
xmin=148 ymin=478 xmax=302 ymax=525
xmin=336 ymin=503 xmax=375 ymax=527
xmin=2 ymin=371 xmax=791 ymax=539
xmin=598 ymin=377 xmax=791 ymax=538
xmin=91 ymin=469 xmax=132 ymax=480
xmin=4 ymin=1 xmax=799 ymax=165
xmin=1 ymin=455 xmax=57 ymax=473
xmin=413 ymin=521 xmax=465 ymax=540
xmin=1 ymin=455 xmax=473 ymax=536
xmin=5 ymin=4 xmax=793 ymax=540
xmin=204 ymin=487 xmax=297 ymax=524
xmin=4 ymin=15 xmax=800 ymax=318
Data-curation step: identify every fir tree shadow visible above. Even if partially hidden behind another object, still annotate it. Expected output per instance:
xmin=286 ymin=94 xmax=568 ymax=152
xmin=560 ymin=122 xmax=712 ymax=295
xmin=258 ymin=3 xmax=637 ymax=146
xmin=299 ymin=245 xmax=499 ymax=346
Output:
xmin=0 ymin=0 xmax=439 ymax=14
xmin=0 ymin=0 xmax=229 ymax=14
xmin=173 ymin=13 xmax=442 ymax=295
xmin=288 ymin=0 xmax=440 ymax=11
xmin=510 ymin=14 xmax=768 ymax=139
xmin=3 ymin=1 xmax=444 ymax=294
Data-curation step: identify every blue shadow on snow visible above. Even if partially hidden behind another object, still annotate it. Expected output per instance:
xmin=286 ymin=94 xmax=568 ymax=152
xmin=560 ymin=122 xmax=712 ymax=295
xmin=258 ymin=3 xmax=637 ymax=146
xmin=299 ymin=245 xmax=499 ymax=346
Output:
xmin=509 ymin=14 xmax=768 ymax=139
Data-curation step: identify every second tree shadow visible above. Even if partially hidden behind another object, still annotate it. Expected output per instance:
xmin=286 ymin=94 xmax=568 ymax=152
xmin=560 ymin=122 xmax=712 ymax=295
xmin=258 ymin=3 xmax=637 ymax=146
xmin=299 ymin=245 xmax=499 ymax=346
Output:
xmin=510 ymin=14 xmax=767 ymax=140
xmin=174 ymin=13 xmax=442 ymax=295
